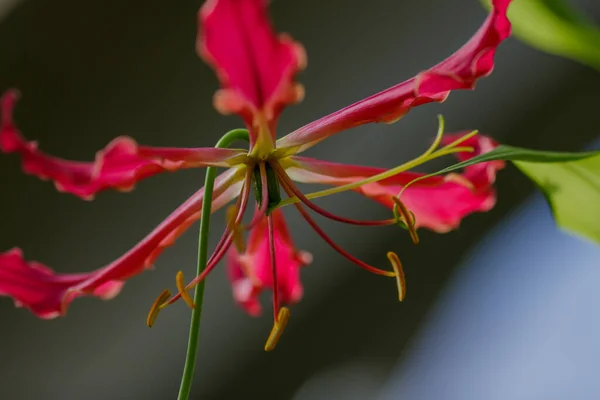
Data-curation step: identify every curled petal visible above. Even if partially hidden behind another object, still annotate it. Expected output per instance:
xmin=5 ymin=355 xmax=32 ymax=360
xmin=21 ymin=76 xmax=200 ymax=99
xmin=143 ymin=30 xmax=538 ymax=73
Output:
xmin=0 ymin=249 xmax=125 ymax=319
xmin=285 ymin=134 xmax=505 ymax=233
xmin=0 ymin=168 xmax=245 ymax=318
xmin=198 ymin=0 xmax=306 ymax=147
xmin=226 ymin=208 xmax=311 ymax=315
xmin=276 ymin=0 xmax=513 ymax=154
xmin=1 ymin=90 xmax=248 ymax=199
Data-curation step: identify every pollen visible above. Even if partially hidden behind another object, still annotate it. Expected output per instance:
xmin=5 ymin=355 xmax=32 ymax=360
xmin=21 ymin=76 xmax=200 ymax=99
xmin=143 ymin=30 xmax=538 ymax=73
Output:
xmin=176 ymin=271 xmax=196 ymax=309
xmin=387 ymin=252 xmax=406 ymax=302
xmin=264 ymin=307 xmax=291 ymax=352
xmin=146 ymin=289 xmax=172 ymax=327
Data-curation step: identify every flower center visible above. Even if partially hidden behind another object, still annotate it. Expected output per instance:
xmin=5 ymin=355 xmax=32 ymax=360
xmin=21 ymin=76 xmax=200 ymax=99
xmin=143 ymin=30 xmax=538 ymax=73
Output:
xmin=252 ymin=162 xmax=281 ymax=215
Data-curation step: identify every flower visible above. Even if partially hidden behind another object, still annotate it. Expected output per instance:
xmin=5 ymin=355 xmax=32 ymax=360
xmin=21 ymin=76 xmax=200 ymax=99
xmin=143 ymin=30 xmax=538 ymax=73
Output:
xmin=0 ymin=0 xmax=512 ymax=346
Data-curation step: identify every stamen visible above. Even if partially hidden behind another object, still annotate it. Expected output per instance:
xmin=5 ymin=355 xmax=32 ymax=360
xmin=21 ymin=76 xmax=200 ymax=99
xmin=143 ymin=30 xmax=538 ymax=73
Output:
xmin=146 ymin=289 xmax=172 ymax=327
xmin=264 ymin=307 xmax=290 ymax=352
xmin=226 ymin=205 xmax=246 ymax=252
xmin=273 ymin=161 xmax=395 ymax=227
xmin=157 ymin=168 xmax=254 ymax=309
xmin=277 ymin=130 xmax=478 ymax=208
xmin=387 ymin=252 xmax=406 ymax=301
xmin=268 ymin=215 xmax=280 ymax=321
xmin=392 ymin=197 xmax=419 ymax=245
xmin=162 ymin=231 xmax=235 ymax=308
xmin=280 ymin=178 xmax=395 ymax=277
xmin=442 ymin=129 xmax=479 ymax=150
xmin=176 ymin=271 xmax=195 ymax=309
xmin=422 ymin=114 xmax=446 ymax=158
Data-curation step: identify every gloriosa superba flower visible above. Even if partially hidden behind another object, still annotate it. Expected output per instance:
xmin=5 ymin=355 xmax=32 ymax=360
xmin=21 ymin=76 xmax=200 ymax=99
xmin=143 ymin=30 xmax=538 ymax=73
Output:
xmin=0 ymin=0 xmax=512 ymax=349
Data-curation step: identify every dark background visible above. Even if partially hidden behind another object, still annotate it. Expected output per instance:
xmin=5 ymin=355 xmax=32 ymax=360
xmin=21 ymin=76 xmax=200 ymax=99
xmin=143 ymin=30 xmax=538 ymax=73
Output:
xmin=1 ymin=0 xmax=599 ymax=399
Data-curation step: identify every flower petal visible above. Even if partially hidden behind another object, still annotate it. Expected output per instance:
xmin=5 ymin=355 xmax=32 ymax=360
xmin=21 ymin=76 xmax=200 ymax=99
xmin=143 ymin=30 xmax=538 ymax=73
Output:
xmin=0 ymin=167 xmax=245 ymax=318
xmin=198 ymin=0 xmax=306 ymax=146
xmin=226 ymin=208 xmax=311 ymax=315
xmin=285 ymin=134 xmax=504 ymax=232
xmin=276 ymin=0 xmax=512 ymax=154
xmin=1 ymin=90 xmax=248 ymax=200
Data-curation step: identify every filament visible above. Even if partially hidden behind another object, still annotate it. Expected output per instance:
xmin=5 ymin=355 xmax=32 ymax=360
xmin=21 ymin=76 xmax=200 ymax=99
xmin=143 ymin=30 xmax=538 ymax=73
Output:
xmin=273 ymin=161 xmax=395 ymax=227
xmin=277 ymin=129 xmax=480 ymax=208
xmin=279 ymin=178 xmax=395 ymax=277
xmin=268 ymin=215 xmax=280 ymax=323
xmin=158 ymin=167 xmax=254 ymax=309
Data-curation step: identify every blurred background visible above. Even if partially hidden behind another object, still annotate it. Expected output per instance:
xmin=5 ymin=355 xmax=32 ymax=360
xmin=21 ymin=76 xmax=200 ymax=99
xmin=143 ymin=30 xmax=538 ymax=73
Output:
xmin=1 ymin=0 xmax=600 ymax=399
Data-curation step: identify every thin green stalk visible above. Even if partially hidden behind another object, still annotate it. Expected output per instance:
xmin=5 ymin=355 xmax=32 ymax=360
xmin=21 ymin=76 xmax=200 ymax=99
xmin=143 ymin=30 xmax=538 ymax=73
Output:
xmin=178 ymin=128 xmax=249 ymax=400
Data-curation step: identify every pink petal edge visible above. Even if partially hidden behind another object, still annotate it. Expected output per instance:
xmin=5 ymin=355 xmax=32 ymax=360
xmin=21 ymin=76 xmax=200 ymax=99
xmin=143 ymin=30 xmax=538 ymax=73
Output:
xmin=276 ymin=0 xmax=513 ymax=154
xmin=0 ymin=90 xmax=247 ymax=200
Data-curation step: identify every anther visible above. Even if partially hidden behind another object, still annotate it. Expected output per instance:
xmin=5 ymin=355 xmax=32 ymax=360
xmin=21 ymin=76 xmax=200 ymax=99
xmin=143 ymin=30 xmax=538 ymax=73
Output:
xmin=176 ymin=271 xmax=195 ymax=309
xmin=146 ymin=289 xmax=172 ymax=327
xmin=392 ymin=197 xmax=419 ymax=245
xmin=387 ymin=252 xmax=406 ymax=301
xmin=226 ymin=205 xmax=246 ymax=252
xmin=264 ymin=307 xmax=291 ymax=352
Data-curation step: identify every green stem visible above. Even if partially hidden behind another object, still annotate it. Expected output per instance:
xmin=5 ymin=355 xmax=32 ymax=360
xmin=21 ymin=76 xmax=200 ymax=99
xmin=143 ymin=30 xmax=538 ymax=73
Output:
xmin=178 ymin=128 xmax=250 ymax=400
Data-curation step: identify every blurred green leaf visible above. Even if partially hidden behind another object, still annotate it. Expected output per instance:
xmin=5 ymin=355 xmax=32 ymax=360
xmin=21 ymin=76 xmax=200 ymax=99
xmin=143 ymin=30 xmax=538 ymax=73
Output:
xmin=514 ymin=154 xmax=600 ymax=244
xmin=481 ymin=0 xmax=600 ymax=71
xmin=408 ymin=145 xmax=600 ymax=244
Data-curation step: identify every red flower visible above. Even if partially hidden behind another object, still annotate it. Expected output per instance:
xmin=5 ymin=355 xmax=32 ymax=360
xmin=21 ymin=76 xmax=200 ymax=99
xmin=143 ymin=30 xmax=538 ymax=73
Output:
xmin=0 ymin=0 xmax=512 ymax=347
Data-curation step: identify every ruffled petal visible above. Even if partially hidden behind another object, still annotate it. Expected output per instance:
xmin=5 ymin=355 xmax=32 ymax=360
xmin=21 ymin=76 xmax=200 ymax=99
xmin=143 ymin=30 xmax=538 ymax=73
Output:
xmin=285 ymin=134 xmax=504 ymax=232
xmin=198 ymin=0 xmax=306 ymax=148
xmin=226 ymin=208 xmax=311 ymax=315
xmin=1 ymin=90 xmax=248 ymax=200
xmin=276 ymin=0 xmax=513 ymax=154
xmin=0 ymin=167 xmax=245 ymax=318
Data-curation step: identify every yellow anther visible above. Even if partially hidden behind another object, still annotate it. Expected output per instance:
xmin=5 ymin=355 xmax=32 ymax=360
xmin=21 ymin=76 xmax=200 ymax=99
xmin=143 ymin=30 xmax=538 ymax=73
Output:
xmin=176 ymin=271 xmax=195 ymax=310
xmin=264 ymin=307 xmax=291 ymax=352
xmin=392 ymin=197 xmax=419 ymax=245
xmin=387 ymin=252 xmax=406 ymax=302
xmin=146 ymin=289 xmax=172 ymax=327
xmin=226 ymin=205 xmax=246 ymax=252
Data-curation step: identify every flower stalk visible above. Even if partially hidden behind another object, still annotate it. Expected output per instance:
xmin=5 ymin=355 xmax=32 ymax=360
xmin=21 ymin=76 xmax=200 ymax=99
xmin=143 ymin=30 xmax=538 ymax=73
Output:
xmin=178 ymin=128 xmax=249 ymax=400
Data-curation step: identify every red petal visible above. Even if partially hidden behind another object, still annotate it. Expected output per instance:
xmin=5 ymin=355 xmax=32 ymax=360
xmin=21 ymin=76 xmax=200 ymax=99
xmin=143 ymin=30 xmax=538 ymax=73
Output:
xmin=277 ymin=0 xmax=512 ymax=153
xmin=1 ymin=90 xmax=247 ymax=200
xmin=198 ymin=0 xmax=306 ymax=146
xmin=0 ymin=168 xmax=244 ymax=318
xmin=226 ymin=209 xmax=311 ymax=315
xmin=286 ymin=134 xmax=505 ymax=233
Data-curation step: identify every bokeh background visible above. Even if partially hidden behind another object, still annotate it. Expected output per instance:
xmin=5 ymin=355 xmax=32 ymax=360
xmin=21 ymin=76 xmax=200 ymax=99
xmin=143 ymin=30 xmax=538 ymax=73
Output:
xmin=1 ymin=0 xmax=600 ymax=399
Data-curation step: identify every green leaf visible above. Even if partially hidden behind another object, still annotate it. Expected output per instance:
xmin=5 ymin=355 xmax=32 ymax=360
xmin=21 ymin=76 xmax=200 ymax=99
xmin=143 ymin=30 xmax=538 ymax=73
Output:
xmin=514 ymin=155 xmax=600 ymax=244
xmin=481 ymin=0 xmax=600 ymax=71
xmin=404 ymin=145 xmax=600 ymax=244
